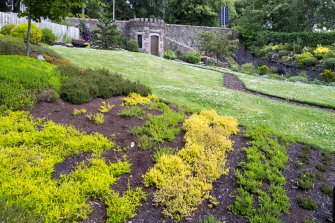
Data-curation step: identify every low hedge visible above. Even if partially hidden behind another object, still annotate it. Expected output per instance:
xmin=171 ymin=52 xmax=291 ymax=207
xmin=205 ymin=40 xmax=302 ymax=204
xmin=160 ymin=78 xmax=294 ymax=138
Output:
xmin=59 ymin=65 xmax=152 ymax=104
xmin=243 ymin=30 xmax=335 ymax=48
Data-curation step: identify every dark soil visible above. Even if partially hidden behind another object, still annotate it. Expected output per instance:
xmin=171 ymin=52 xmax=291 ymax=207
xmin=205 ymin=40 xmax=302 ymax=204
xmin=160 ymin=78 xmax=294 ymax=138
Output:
xmin=31 ymin=97 xmax=334 ymax=223
xmin=223 ymin=73 xmax=335 ymax=112
xmin=282 ymin=144 xmax=335 ymax=223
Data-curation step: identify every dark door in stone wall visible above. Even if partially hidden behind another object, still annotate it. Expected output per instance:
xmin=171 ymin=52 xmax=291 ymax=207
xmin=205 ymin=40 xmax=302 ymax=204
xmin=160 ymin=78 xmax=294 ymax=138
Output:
xmin=151 ymin=36 xmax=159 ymax=56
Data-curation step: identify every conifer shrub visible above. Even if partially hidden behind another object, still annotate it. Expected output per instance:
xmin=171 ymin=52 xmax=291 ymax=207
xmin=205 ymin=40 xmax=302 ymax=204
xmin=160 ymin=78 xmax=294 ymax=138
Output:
xmin=59 ymin=66 xmax=151 ymax=104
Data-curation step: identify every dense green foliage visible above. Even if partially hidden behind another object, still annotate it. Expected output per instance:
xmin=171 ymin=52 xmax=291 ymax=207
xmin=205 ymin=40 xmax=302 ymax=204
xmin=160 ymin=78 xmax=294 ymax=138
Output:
xmin=230 ymin=126 xmax=290 ymax=222
xmin=0 ymin=34 xmax=62 ymax=58
xmin=93 ymin=10 xmax=122 ymax=50
xmin=10 ymin=23 xmax=42 ymax=44
xmin=182 ymin=51 xmax=201 ymax=64
xmin=0 ymin=55 xmax=61 ymax=110
xmin=0 ymin=24 xmax=16 ymax=35
xmin=244 ymin=31 xmax=335 ymax=49
xmin=126 ymin=39 xmax=139 ymax=52
xmin=58 ymin=65 xmax=151 ymax=104
xmin=41 ymin=28 xmax=57 ymax=45
xmin=163 ymin=49 xmax=176 ymax=60
xmin=0 ymin=111 xmax=145 ymax=222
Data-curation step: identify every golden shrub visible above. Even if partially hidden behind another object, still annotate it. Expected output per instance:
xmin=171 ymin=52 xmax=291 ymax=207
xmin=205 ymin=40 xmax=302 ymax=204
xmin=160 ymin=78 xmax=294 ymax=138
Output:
xmin=143 ymin=109 xmax=238 ymax=221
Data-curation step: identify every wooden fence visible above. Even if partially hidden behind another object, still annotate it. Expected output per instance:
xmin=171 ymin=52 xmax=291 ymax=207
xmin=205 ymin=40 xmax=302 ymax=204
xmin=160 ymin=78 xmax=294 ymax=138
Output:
xmin=0 ymin=12 xmax=79 ymax=41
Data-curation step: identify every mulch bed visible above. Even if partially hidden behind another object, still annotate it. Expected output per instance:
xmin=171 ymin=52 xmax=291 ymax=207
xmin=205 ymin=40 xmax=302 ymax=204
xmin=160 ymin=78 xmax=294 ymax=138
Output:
xmin=31 ymin=97 xmax=334 ymax=223
xmin=223 ymin=73 xmax=335 ymax=112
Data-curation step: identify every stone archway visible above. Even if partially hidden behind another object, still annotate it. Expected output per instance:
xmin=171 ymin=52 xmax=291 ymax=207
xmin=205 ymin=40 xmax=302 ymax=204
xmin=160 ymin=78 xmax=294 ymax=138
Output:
xmin=150 ymin=35 xmax=159 ymax=56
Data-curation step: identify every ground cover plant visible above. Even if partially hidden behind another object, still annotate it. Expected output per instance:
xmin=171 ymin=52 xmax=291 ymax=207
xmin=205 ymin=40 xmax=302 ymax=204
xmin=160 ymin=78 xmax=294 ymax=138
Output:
xmin=225 ymin=70 xmax=335 ymax=108
xmin=229 ymin=126 xmax=290 ymax=222
xmin=0 ymin=55 xmax=61 ymax=110
xmin=58 ymin=65 xmax=152 ymax=104
xmin=0 ymin=111 xmax=146 ymax=222
xmin=144 ymin=110 xmax=238 ymax=221
xmin=0 ymin=34 xmax=61 ymax=58
xmin=53 ymin=48 xmax=335 ymax=151
xmin=124 ymin=93 xmax=185 ymax=149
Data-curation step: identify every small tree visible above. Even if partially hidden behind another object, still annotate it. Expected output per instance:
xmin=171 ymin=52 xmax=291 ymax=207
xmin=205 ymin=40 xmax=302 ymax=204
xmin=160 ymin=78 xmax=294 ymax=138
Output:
xmin=93 ymin=10 xmax=122 ymax=50
xmin=19 ymin=0 xmax=85 ymax=56
xmin=198 ymin=30 xmax=237 ymax=64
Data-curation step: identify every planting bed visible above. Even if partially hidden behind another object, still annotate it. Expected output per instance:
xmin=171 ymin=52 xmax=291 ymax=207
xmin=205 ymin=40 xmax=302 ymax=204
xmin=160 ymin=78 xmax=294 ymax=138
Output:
xmin=30 ymin=95 xmax=334 ymax=223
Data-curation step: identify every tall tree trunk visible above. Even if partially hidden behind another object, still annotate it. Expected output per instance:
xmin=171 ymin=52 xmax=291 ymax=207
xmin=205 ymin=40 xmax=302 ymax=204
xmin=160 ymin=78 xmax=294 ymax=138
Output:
xmin=26 ymin=7 xmax=32 ymax=56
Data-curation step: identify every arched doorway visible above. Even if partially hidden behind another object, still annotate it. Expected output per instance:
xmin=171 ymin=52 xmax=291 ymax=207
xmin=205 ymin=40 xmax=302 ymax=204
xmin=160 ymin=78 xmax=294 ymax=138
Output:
xmin=150 ymin=35 xmax=159 ymax=56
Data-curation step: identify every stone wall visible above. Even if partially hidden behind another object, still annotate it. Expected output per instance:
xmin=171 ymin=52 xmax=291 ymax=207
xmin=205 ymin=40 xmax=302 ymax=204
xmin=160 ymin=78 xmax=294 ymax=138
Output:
xmin=67 ymin=17 xmax=235 ymax=56
xmin=164 ymin=24 xmax=234 ymax=50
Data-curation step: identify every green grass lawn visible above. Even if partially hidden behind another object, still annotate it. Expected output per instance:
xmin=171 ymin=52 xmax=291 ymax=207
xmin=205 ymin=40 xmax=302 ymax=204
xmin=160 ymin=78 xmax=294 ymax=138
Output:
xmin=53 ymin=48 xmax=335 ymax=151
xmin=224 ymin=70 xmax=335 ymax=108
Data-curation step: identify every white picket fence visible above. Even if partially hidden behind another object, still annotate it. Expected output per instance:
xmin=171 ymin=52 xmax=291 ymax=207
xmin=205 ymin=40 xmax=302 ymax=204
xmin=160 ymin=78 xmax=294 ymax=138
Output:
xmin=0 ymin=12 xmax=79 ymax=41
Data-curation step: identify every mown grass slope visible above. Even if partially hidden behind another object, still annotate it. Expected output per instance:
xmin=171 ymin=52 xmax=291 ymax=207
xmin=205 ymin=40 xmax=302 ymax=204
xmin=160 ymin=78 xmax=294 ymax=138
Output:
xmin=53 ymin=48 xmax=335 ymax=151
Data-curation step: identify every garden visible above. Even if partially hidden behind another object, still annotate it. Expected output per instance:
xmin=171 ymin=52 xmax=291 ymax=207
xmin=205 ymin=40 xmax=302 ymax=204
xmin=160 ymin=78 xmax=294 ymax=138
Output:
xmin=0 ymin=14 xmax=334 ymax=223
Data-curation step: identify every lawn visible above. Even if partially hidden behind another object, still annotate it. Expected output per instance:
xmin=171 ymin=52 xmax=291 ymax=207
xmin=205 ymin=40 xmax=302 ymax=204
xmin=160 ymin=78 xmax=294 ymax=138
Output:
xmin=224 ymin=70 xmax=335 ymax=108
xmin=53 ymin=47 xmax=335 ymax=151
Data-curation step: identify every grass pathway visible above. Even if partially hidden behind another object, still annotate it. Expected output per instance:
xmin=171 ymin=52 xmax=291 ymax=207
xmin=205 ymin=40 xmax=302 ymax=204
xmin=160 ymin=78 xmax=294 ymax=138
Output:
xmin=52 ymin=48 xmax=335 ymax=151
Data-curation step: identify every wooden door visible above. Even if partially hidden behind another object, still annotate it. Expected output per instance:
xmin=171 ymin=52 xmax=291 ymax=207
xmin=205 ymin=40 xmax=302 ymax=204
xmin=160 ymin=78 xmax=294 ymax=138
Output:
xmin=150 ymin=36 xmax=159 ymax=56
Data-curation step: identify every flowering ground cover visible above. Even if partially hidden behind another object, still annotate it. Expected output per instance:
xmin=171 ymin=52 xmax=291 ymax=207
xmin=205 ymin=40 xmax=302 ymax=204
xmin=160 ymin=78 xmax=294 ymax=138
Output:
xmin=53 ymin=48 xmax=335 ymax=151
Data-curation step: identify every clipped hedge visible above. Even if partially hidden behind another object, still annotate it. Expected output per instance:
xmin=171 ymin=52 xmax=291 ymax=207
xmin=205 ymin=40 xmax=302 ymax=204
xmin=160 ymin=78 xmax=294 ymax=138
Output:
xmin=245 ymin=31 xmax=335 ymax=48
xmin=59 ymin=65 xmax=152 ymax=104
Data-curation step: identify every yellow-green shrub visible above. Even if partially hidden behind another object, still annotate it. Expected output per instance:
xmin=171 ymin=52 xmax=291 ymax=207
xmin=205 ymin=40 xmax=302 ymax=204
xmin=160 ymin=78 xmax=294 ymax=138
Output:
xmin=296 ymin=52 xmax=313 ymax=67
xmin=122 ymin=93 xmax=158 ymax=106
xmin=321 ymin=69 xmax=335 ymax=82
xmin=0 ymin=111 xmax=145 ymax=223
xmin=0 ymin=24 xmax=16 ymax=35
xmin=258 ymin=65 xmax=269 ymax=75
xmin=143 ymin=110 xmax=238 ymax=221
xmin=313 ymin=45 xmax=331 ymax=59
xmin=10 ymin=23 xmax=42 ymax=44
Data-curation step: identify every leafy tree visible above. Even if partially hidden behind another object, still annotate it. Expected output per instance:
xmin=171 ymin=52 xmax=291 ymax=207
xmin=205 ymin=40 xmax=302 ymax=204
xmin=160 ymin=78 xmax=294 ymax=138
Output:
xmin=0 ymin=1 xmax=10 ymax=12
xmin=93 ymin=9 xmax=122 ymax=49
xmin=198 ymin=30 xmax=237 ymax=63
xmin=19 ymin=0 xmax=85 ymax=56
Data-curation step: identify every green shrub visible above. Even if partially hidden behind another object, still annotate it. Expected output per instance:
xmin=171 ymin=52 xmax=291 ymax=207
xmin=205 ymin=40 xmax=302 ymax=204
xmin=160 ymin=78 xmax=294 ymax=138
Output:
xmin=315 ymin=163 xmax=326 ymax=172
xmin=296 ymin=52 xmax=312 ymax=67
xmin=302 ymin=56 xmax=318 ymax=67
xmin=0 ymin=55 xmax=61 ymax=110
xmin=202 ymin=215 xmax=222 ymax=223
xmin=10 ymin=23 xmax=42 ymax=44
xmin=297 ymin=196 xmax=317 ymax=210
xmin=183 ymin=51 xmax=201 ymax=64
xmin=320 ymin=183 xmax=332 ymax=196
xmin=0 ymin=24 xmax=16 ymax=35
xmin=324 ymin=58 xmax=335 ymax=70
xmin=240 ymin=63 xmax=256 ymax=75
xmin=118 ymin=106 xmax=145 ymax=118
xmin=297 ymin=171 xmax=314 ymax=190
xmin=127 ymin=39 xmax=139 ymax=52
xmin=163 ymin=49 xmax=176 ymax=60
xmin=321 ymin=69 xmax=335 ymax=83
xmin=258 ymin=65 xmax=269 ymax=75
xmin=288 ymin=76 xmax=308 ymax=83
xmin=41 ymin=28 xmax=57 ymax=45
xmin=58 ymin=65 xmax=151 ymax=104
xmin=152 ymin=147 xmax=175 ymax=162
xmin=278 ymin=50 xmax=289 ymax=57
